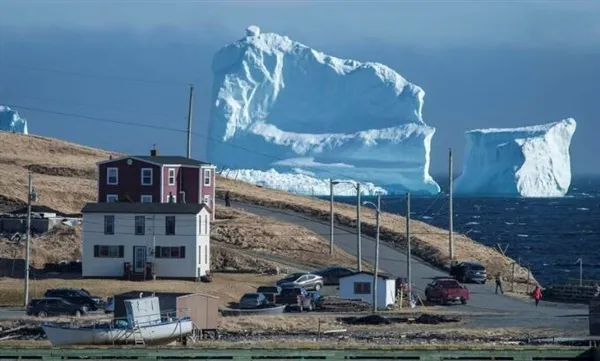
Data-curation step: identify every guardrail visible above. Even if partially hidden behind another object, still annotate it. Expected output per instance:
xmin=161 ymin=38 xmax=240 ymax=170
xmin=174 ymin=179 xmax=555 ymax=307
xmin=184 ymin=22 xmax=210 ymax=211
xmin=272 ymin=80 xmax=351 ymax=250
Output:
xmin=0 ymin=347 xmax=596 ymax=361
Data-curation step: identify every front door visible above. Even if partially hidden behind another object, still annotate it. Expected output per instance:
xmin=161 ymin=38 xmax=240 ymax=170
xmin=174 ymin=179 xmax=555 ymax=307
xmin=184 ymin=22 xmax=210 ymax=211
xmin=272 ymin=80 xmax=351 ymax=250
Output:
xmin=133 ymin=246 xmax=146 ymax=273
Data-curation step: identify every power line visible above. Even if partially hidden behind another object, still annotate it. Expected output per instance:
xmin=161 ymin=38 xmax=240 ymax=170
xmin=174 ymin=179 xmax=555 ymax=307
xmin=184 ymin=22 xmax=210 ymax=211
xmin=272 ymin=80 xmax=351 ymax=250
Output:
xmin=0 ymin=63 xmax=190 ymax=86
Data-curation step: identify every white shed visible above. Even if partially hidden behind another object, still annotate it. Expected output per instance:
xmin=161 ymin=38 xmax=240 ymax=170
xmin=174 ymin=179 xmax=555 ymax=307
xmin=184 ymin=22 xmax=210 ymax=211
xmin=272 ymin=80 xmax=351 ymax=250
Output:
xmin=339 ymin=271 xmax=397 ymax=310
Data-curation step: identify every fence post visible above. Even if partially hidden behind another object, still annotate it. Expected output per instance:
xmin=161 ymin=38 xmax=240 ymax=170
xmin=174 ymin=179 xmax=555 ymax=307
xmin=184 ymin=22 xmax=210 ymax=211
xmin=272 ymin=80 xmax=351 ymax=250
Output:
xmin=511 ymin=262 xmax=516 ymax=293
xmin=526 ymin=266 xmax=531 ymax=293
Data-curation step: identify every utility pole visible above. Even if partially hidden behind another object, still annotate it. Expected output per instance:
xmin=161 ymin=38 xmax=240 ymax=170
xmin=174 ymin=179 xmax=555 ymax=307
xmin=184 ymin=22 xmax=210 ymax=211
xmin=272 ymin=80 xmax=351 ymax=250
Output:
xmin=448 ymin=148 xmax=454 ymax=260
xmin=186 ymin=84 xmax=194 ymax=159
xmin=152 ymin=215 xmax=156 ymax=281
xmin=577 ymin=258 xmax=583 ymax=287
xmin=329 ymin=179 xmax=334 ymax=255
xmin=406 ymin=192 xmax=412 ymax=305
xmin=356 ymin=183 xmax=362 ymax=272
xmin=373 ymin=194 xmax=381 ymax=313
xmin=23 ymin=171 xmax=37 ymax=307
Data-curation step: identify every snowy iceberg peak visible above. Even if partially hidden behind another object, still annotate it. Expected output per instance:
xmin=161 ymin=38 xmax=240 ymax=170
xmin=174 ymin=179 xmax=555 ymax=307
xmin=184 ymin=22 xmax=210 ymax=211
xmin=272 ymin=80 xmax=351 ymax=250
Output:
xmin=208 ymin=26 xmax=440 ymax=195
xmin=0 ymin=105 xmax=28 ymax=134
xmin=454 ymin=118 xmax=577 ymax=197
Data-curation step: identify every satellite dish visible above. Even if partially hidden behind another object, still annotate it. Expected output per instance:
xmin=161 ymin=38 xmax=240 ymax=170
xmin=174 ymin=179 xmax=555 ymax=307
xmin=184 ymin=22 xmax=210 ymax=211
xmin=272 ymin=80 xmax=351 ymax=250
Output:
xmin=127 ymin=159 xmax=133 ymax=165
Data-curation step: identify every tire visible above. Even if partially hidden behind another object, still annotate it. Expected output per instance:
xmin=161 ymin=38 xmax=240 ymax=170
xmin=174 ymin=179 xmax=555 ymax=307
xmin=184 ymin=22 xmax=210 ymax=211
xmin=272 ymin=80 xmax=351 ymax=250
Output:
xmin=74 ymin=310 xmax=82 ymax=317
xmin=37 ymin=311 xmax=47 ymax=318
xmin=460 ymin=299 xmax=467 ymax=305
xmin=314 ymin=283 xmax=322 ymax=291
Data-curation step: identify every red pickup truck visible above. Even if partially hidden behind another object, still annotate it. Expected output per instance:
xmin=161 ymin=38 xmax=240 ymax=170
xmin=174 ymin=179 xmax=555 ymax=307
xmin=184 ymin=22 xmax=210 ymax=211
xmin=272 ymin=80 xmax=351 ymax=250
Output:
xmin=425 ymin=278 xmax=470 ymax=305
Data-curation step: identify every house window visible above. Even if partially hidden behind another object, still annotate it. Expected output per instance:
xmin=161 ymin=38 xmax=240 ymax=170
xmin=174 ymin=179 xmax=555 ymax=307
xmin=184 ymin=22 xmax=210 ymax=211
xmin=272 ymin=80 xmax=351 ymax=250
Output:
xmin=168 ymin=168 xmax=175 ymax=185
xmin=205 ymin=244 xmax=208 ymax=264
xmin=141 ymin=195 xmax=153 ymax=203
xmin=354 ymin=282 xmax=371 ymax=294
xmin=198 ymin=246 xmax=202 ymax=264
xmin=203 ymin=169 xmax=211 ymax=186
xmin=155 ymin=246 xmax=185 ymax=259
xmin=107 ymin=168 xmax=118 ymax=185
xmin=141 ymin=168 xmax=153 ymax=186
xmin=167 ymin=192 xmax=176 ymax=203
xmin=203 ymin=195 xmax=210 ymax=205
xmin=93 ymin=245 xmax=124 ymax=258
xmin=104 ymin=215 xmax=115 ymax=235
xmin=135 ymin=216 xmax=145 ymax=235
xmin=165 ymin=216 xmax=176 ymax=235
xmin=204 ymin=214 xmax=208 ymax=234
xmin=106 ymin=194 xmax=118 ymax=203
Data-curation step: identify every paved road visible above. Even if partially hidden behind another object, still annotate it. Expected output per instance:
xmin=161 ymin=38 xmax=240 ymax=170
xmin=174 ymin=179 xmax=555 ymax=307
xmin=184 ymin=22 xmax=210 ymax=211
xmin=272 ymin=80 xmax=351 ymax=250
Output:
xmin=225 ymin=200 xmax=588 ymax=323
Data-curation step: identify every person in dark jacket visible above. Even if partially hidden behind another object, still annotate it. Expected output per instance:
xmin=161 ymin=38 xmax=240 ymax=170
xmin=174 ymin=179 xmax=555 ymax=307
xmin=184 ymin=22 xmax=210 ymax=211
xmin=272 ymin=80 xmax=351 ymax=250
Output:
xmin=495 ymin=272 xmax=504 ymax=294
xmin=225 ymin=191 xmax=231 ymax=207
xmin=532 ymin=286 xmax=542 ymax=307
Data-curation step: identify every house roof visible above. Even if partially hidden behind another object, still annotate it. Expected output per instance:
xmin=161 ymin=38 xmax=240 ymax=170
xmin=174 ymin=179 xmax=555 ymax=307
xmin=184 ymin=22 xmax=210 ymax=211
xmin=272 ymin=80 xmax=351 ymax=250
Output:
xmin=98 ymin=155 xmax=213 ymax=167
xmin=340 ymin=271 xmax=395 ymax=280
xmin=81 ymin=202 xmax=207 ymax=214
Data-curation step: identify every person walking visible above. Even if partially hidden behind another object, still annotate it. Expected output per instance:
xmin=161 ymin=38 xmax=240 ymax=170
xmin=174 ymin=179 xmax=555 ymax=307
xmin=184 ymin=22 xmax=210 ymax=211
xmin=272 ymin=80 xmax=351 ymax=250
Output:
xmin=495 ymin=272 xmax=504 ymax=294
xmin=532 ymin=285 xmax=542 ymax=307
xmin=225 ymin=191 xmax=231 ymax=207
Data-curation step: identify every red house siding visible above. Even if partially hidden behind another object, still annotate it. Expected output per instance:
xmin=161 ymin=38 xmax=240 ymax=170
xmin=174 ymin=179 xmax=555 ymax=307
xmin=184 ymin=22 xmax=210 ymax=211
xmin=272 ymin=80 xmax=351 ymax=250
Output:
xmin=200 ymin=167 xmax=215 ymax=216
xmin=180 ymin=167 xmax=199 ymax=205
xmin=98 ymin=159 xmax=161 ymax=203
xmin=162 ymin=166 xmax=181 ymax=202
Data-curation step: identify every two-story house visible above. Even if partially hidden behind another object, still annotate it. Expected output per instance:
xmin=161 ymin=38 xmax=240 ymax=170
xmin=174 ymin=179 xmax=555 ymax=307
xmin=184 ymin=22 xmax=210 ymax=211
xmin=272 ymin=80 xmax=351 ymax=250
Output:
xmin=96 ymin=146 xmax=216 ymax=220
xmin=81 ymin=202 xmax=211 ymax=280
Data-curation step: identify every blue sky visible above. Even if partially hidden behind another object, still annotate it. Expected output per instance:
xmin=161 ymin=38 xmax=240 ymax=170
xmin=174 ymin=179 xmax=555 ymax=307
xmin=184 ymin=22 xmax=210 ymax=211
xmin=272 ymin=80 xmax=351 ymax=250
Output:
xmin=1 ymin=0 xmax=599 ymax=175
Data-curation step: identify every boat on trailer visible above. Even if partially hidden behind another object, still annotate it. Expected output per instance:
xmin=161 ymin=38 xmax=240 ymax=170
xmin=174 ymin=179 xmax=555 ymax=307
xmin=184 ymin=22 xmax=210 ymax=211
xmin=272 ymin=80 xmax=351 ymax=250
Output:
xmin=42 ymin=296 xmax=194 ymax=346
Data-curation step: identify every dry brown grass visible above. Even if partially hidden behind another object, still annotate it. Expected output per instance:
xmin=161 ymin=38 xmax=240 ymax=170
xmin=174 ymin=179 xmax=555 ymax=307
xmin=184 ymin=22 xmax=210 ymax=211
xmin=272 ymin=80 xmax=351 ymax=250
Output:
xmin=0 ymin=131 xmax=536 ymax=289
xmin=214 ymin=206 xmax=371 ymax=270
xmin=0 ymin=273 xmax=280 ymax=307
xmin=216 ymin=176 xmax=538 ymax=288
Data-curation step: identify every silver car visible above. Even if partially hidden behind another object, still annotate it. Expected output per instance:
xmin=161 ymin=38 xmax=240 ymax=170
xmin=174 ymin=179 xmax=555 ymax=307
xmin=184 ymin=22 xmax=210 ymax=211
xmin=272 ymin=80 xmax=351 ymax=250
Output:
xmin=276 ymin=273 xmax=324 ymax=291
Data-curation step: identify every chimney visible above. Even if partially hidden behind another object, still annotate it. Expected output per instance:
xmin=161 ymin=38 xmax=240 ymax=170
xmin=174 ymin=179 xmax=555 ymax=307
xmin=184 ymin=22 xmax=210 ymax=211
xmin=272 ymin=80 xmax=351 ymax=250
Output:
xmin=150 ymin=144 xmax=158 ymax=157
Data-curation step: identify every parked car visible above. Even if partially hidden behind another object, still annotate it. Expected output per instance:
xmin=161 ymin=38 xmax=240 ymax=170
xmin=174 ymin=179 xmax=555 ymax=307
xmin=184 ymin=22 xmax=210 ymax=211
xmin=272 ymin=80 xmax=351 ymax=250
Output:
xmin=277 ymin=287 xmax=313 ymax=311
xmin=239 ymin=293 xmax=271 ymax=309
xmin=104 ymin=297 xmax=114 ymax=314
xmin=425 ymin=278 xmax=470 ymax=305
xmin=26 ymin=297 xmax=86 ymax=317
xmin=313 ymin=266 xmax=355 ymax=285
xmin=43 ymin=288 xmax=104 ymax=312
xmin=256 ymin=286 xmax=282 ymax=303
xmin=450 ymin=261 xmax=487 ymax=284
xmin=277 ymin=273 xmax=324 ymax=291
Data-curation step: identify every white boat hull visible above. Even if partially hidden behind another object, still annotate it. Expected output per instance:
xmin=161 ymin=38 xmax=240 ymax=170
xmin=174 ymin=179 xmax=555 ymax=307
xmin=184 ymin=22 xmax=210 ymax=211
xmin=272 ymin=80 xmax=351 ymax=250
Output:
xmin=42 ymin=319 xmax=193 ymax=346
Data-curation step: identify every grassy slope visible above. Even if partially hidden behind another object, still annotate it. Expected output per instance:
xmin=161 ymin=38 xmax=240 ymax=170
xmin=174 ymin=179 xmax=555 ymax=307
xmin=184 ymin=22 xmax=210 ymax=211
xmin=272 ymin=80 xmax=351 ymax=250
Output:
xmin=0 ymin=131 xmax=537 ymax=289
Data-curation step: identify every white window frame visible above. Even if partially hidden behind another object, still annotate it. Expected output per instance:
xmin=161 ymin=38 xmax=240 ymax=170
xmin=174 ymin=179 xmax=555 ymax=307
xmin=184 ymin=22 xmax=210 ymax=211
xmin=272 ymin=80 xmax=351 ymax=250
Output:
xmin=141 ymin=195 xmax=153 ymax=203
xmin=203 ymin=195 xmax=210 ymax=205
xmin=168 ymin=168 xmax=175 ymax=186
xmin=141 ymin=168 xmax=153 ymax=186
xmin=203 ymin=169 xmax=211 ymax=186
xmin=106 ymin=194 xmax=118 ymax=203
xmin=107 ymin=167 xmax=118 ymax=185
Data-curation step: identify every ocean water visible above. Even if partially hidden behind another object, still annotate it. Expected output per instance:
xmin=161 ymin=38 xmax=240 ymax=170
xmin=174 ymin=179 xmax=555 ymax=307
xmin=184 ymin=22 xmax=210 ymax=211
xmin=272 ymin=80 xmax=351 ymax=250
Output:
xmin=333 ymin=175 xmax=600 ymax=286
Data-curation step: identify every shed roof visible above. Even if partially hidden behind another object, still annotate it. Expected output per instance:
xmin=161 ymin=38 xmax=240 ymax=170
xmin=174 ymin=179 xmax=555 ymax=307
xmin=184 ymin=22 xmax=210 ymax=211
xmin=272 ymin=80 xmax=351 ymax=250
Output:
xmin=81 ymin=202 xmax=207 ymax=214
xmin=340 ymin=271 xmax=395 ymax=280
xmin=114 ymin=291 xmax=218 ymax=299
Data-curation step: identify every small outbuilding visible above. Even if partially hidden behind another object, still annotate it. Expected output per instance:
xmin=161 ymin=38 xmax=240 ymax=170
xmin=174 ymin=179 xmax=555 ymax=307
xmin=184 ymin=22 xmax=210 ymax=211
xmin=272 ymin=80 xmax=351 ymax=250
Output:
xmin=339 ymin=271 xmax=397 ymax=310
xmin=113 ymin=291 xmax=219 ymax=331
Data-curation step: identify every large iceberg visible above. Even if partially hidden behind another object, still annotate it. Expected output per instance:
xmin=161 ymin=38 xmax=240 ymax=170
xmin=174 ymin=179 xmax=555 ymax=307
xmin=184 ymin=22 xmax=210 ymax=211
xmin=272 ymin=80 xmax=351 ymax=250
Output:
xmin=208 ymin=25 xmax=440 ymax=195
xmin=0 ymin=105 xmax=28 ymax=134
xmin=454 ymin=118 xmax=577 ymax=197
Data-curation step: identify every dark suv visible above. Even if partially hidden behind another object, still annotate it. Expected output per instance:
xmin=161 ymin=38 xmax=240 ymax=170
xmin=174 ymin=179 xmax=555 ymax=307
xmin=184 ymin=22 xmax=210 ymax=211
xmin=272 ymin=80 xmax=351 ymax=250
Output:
xmin=277 ymin=287 xmax=313 ymax=311
xmin=26 ymin=298 xmax=86 ymax=318
xmin=450 ymin=261 xmax=487 ymax=284
xmin=43 ymin=288 xmax=104 ymax=311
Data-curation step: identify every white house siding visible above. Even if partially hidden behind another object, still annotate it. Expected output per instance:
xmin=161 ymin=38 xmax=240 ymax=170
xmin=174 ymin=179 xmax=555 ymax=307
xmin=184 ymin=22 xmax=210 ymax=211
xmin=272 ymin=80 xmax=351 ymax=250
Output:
xmin=338 ymin=273 xmax=396 ymax=310
xmin=82 ymin=209 xmax=211 ymax=279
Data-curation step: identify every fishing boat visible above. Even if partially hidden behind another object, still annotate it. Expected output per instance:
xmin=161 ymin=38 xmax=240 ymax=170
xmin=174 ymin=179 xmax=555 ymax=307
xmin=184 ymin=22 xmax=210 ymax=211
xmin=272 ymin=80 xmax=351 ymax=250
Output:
xmin=42 ymin=296 xmax=194 ymax=346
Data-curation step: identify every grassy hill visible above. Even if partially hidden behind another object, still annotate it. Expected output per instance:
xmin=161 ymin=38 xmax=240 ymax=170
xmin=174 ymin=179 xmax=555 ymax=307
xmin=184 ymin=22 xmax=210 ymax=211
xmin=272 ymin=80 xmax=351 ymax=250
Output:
xmin=0 ymin=131 xmax=538 ymax=291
